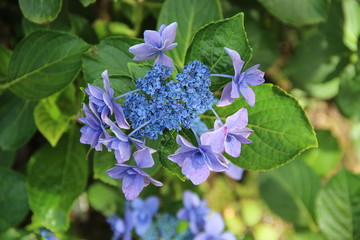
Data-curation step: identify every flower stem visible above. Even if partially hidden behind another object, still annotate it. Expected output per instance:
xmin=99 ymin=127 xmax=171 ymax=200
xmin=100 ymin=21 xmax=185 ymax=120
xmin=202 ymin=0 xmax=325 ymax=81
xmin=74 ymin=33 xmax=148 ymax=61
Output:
xmin=128 ymin=120 xmax=151 ymax=137
xmin=211 ymin=107 xmax=223 ymax=124
xmin=113 ymin=89 xmax=140 ymax=100
xmin=210 ymin=74 xmax=233 ymax=79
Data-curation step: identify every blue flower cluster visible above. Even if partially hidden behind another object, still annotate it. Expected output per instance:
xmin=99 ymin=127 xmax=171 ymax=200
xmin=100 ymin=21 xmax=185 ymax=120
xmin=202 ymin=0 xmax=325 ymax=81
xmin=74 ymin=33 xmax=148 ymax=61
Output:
xmin=123 ymin=61 xmax=213 ymax=139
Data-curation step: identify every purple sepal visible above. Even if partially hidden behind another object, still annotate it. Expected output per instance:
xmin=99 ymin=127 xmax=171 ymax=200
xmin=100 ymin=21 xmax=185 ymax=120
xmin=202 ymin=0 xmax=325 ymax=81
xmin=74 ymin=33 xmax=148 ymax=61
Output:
xmin=131 ymin=196 xmax=159 ymax=236
xmin=194 ymin=212 xmax=236 ymax=240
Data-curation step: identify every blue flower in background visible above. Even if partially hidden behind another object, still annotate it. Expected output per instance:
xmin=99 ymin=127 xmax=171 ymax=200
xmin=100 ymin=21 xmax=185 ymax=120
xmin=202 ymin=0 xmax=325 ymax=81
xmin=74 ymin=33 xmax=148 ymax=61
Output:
xmin=177 ymin=191 xmax=211 ymax=234
xmin=85 ymin=70 xmax=130 ymax=129
xmin=131 ymin=196 xmax=159 ymax=236
xmin=107 ymin=216 xmax=125 ymax=240
xmin=106 ymin=164 xmax=163 ymax=200
xmin=169 ymin=135 xmax=228 ymax=185
xmin=194 ymin=212 xmax=236 ymax=240
xmin=78 ymin=103 xmax=109 ymax=151
xmin=129 ymin=22 xmax=178 ymax=68
xmin=39 ymin=229 xmax=58 ymax=240
xmin=216 ymin=47 xmax=265 ymax=107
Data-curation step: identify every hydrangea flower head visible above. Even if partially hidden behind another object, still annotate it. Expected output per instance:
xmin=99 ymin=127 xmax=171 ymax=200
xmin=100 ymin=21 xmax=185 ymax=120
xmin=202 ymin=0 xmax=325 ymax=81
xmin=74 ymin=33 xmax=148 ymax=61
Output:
xmin=131 ymin=196 xmax=159 ymax=236
xmin=194 ymin=212 xmax=236 ymax=240
xmin=78 ymin=103 xmax=109 ymax=151
xmin=202 ymin=108 xmax=253 ymax=158
xmin=129 ymin=22 xmax=178 ymax=68
xmin=177 ymin=191 xmax=211 ymax=234
xmin=217 ymin=47 xmax=265 ymax=107
xmin=106 ymin=164 xmax=163 ymax=200
xmin=85 ymin=70 xmax=130 ymax=129
xmin=168 ymin=135 xmax=228 ymax=185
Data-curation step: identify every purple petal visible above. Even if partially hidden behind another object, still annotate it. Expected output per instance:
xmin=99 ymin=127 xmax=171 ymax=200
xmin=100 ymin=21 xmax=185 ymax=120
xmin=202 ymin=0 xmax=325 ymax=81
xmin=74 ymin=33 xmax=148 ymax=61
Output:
xmin=242 ymin=64 xmax=265 ymax=86
xmin=203 ymin=150 xmax=228 ymax=172
xmin=106 ymin=166 xmax=128 ymax=179
xmin=240 ymin=83 xmax=256 ymax=107
xmin=194 ymin=233 xmax=208 ymax=240
xmin=113 ymin=103 xmax=130 ymax=129
xmin=225 ymin=162 xmax=244 ymax=181
xmin=145 ymin=196 xmax=159 ymax=215
xmin=168 ymin=151 xmax=194 ymax=167
xmin=224 ymin=47 xmax=244 ymax=78
xmin=231 ymin=80 xmax=240 ymax=99
xmin=232 ymin=130 xmax=253 ymax=144
xmin=122 ymin=174 xmax=144 ymax=200
xmin=216 ymin=82 xmax=235 ymax=107
xmin=104 ymin=118 xmax=128 ymax=141
xmin=103 ymin=92 xmax=113 ymax=115
xmin=115 ymin=141 xmax=132 ymax=163
xmin=182 ymin=191 xmax=201 ymax=208
xmin=200 ymin=127 xmax=228 ymax=154
xmin=87 ymin=84 xmax=104 ymax=99
xmin=161 ymin=22 xmax=177 ymax=44
xmin=158 ymin=24 xmax=166 ymax=35
xmin=176 ymin=135 xmax=197 ymax=151
xmin=182 ymin=158 xmax=210 ymax=185
xmin=102 ymin=70 xmax=114 ymax=97
xmin=154 ymin=53 xmax=174 ymax=68
xmin=205 ymin=212 xmax=224 ymax=235
xmin=163 ymin=42 xmax=178 ymax=51
xmin=133 ymin=148 xmax=154 ymax=168
xmin=144 ymin=30 xmax=162 ymax=48
xmin=129 ymin=43 xmax=157 ymax=60
xmin=225 ymin=108 xmax=248 ymax=131
xmin=224 ymin=135 xmax=241 ymax=158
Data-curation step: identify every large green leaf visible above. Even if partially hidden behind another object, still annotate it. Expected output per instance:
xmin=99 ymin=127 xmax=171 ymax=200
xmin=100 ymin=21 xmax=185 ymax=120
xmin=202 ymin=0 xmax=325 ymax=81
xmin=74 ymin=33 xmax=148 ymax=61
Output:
xmin=0 ymin=150 xmax=15 ymax=169
xmin=27 ymin=126 xmax=88 ymax=233
xmin=342 ymin=0 xmax=360 ymax=52
xmin=203 ymin=84 xmax=317 ymax=170
xmin=259 ymin=160 xmax=320 ymax=229
xmin=6 ymin=31 xmax=88 ymax=100
xmin=88 ymin=182 xmax=121 ymax=217
xmin=0 ymin=91 xmax=37 ymax=150
xmin=316 ymin=169 xmax=360 ymax=240
xmin=0 ymin=168 xmax=29 ymax=232
xmin=258 ymin=0 xmax=329 ymax=26
xmin=185 ymin=13 xmax=253 ymax=91
xmin=93 ymin=150 xmax=119 ymax=187
xmin=158 ymin=0 xmax=222 ymax=67
xmin=79 ymin=0 xmax=96 ymax=7
xmin=82 ymin=37 xmax=142 ymax=83
xmin=0 ymin=46 xmax=11 ymax=82
xmin=19 ymin=0 xmax=62 ymax=24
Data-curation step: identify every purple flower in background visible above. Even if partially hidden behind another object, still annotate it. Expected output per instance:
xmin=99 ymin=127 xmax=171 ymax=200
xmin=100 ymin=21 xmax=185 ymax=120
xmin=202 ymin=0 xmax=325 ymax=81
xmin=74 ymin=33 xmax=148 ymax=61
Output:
xmin=129 ymin=22 xmax=178 ymax=68
xmin=168 ymin=135 xmax=228 ymax=185
xmin=39 ymin=229 xmax=58 ymax=240
xmin=216 ymin=47 xmax=265 ymax=107
xmin=177 ymin=191 xmax=210 ymax=234
xmin=78 ymin=103 xmax=109 ymax=151
xmin=85 ymin=70 xmax=130 ymax=129
xmin=224 ymin=162 xmax=244 ymax=180
xmin=202 ymin=108 xmax=253 ymax=158
xmin=194 ymin=212 xmax=236 ymax=240
xmin=106 ymin=164 xmax=163 ymax=200
xmin=131 ymin=196 xmax=159 ymax=236
xmin=107 ymin=216 xmax=125 ymax=240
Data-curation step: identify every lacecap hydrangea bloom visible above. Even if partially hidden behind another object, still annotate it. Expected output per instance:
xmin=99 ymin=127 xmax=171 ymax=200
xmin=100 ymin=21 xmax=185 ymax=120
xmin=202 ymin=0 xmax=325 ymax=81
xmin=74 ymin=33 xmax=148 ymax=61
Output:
xmin=79 ymin=21 xmax=264 ymax=200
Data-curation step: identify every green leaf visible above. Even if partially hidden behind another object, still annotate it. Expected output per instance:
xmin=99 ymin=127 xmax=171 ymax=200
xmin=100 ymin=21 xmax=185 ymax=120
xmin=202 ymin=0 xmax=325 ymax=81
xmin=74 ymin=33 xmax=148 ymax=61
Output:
xmin=6 ymin=31 xmax=89 ymax=100
xmin=185 ymin=13 xmax=253 ymax=91
xmin=0 ymin=91 xmax=37 ymax=150
xmin=204 ymin=84 xmax=317 ymax=170
xmin=80 ymin=0 xmax=96 ymax=7
xmin=259 ymin=160 xmax=320 ymax=228
xmin=158 ymin=0 xmax=222 ymax=67
xmin=342 ymin=0 xmax=360 ymax=52
xmin=0 ymin=150 xmax=15 ymax=169
xmin=88 ymin=182 xmax=121 ymax=217
xmin=82 ymin=36 xmax=142 ymax=83
xmin=34 ymin=85 xmax=78 ymax=147
xmin=92 ymin=75 xmax=135 ymax=97
xmin=19 ymin=0 xmax=62 ymax=24
xmin=127 ymin=63 xmax=153 ymax=79
xmin=0 ymin=45 xmax=12 ymax=82
xmin=0 ymin=168 xmax=29 ymax=232
xmin=301 ymin=130 xmax=342 ymax=177
xmin=316 ymin=169 xmax=360 ymax=240
xmin=27 ymin=126 xmax=88 ymax=233
xmin=93 ymin=150 xmax=119 ymax=187
xmin=258 ymin=0 xmax=329 ymax=26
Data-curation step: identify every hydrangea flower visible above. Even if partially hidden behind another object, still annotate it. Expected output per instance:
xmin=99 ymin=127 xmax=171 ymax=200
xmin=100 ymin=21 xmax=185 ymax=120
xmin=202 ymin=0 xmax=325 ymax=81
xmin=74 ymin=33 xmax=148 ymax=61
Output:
xmin=202 ymin=108 xmax=253 ymax=158
xmin=177 ymin=191 xmax=211 ymax=234
xmin=106 ymin=164 xmax=163 ymax=200
xmin=78 ymin=103 xmax=109 ymax=151
xmin=131 ymin=196 xmax=159 ymax=236
xmin=39 ymin=229 xmax=58 ymax=240
xmin=107 ymin=216 xmax=125 ymax=240
xmin=224 ymin=162 xmax=244 ymax=180
xmin=168 ymin=135 xmax=228 ymax=185
xmin=194 ymin=212 xmax=236 ymax=240
xmin=129 ymin=22 xmax=178 ymax=68
xmin=216 ymin=47 xmax=265 ymax=107
xmin=85 ymin=70 xmax=129 ymax=129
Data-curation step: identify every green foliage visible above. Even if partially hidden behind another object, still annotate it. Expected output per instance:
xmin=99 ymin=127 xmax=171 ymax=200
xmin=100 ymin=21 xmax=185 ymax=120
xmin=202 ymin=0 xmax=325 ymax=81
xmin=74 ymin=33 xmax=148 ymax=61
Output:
xmin=316 ymin=169 xmax=360 ymax=240
xmin=207 ymin=84 xmax=317 ymax=171
xmin=79 ymin=0 xmax=96 ymax=7
xmin=0 ymin=91 xmax=37 ymax=150
xmin=0 ymin=168 xmax=29 ymax=232
xmin=26 ymin=126 xmax=88 ymax=233
xmin=0 ymin=150 xmax=15 ymax=169
xmin=6 ymin=31 xmax=89 ymax=100
xmin=93 ymin=150 xmax=119 ymax=187
xmin=158 ymin=0 xmax=223 ymax=67
xmin=186 ymin=13 xmax=252 ymax=90
xmin=88 ymin=182 xmax=121 ymax=217
xmin=0 ymin=46 xmax=11 ymax=83
xmin=19 ymin=0 xmax=62 ymax=24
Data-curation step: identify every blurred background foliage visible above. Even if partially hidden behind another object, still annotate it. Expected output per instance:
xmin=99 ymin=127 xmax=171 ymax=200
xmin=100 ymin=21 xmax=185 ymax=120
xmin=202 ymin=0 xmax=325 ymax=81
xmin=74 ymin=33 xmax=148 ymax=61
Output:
xmin=0 ymin=0 xmax=360 ymax=239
